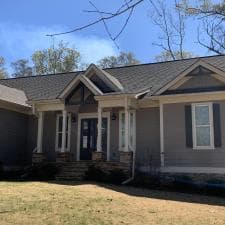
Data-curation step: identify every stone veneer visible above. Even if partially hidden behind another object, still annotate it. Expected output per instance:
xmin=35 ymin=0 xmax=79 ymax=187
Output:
xmin=56 ymin=152 xmax=73 ymax=162
xmin=92 ymin=151 xmax=106 ymax=161
xmin=32 ymin=153 xmax=46 ymax=163
xmin=119 ymin=151 xmax=133 ymax=164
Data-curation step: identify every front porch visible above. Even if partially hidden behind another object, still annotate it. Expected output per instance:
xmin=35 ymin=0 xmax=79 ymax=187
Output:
xmin=30 ymin=65 xmax=139 ymax=179
xmin=32 ymin=107 xmax=134 ymax=165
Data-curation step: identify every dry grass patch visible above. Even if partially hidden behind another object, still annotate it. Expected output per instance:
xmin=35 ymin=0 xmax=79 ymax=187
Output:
xmin=0 ymin=181 xmax=225 ymax=225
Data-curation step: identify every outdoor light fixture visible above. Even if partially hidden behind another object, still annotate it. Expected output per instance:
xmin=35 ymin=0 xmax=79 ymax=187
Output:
xmin=71 ymin=114 xmax=76 ymax=123
xmin=111 ymin=112 xmax=117 ymax=121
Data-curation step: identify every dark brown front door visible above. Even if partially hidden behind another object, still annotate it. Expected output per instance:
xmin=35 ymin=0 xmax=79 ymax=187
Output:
xmin=80 ymin=118 xmax=107 ymax=160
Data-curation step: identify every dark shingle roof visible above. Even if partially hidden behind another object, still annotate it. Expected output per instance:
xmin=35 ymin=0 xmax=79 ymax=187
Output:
xmin=1 ymin=55 xmax=225 ymax=101
xmin=0 ymin=72 xmax=80 ymax=101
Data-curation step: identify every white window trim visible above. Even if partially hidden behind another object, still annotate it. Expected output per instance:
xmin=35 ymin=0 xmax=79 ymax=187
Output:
xmin=119 ymin=110 xmax=136 ymax=151
xmin=77 ymin=112 xmax=110 ymax=161
xmin=55 ymin=113 xmax=71 ymax=152
xmin=192 ymin=102 xmax=214 ymax=150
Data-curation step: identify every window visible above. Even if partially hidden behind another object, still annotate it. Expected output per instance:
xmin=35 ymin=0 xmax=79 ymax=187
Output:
xmin=119 ymin=111 xmax=136 ymax=150
xmin=55 ymin=113 xmax=71 ymax=151
xmin=192 ymin=103 xmax=214 ymax=149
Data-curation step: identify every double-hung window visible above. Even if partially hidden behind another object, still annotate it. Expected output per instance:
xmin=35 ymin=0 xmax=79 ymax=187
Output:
xmin=55 ymin=113 xmax=71 ymax=151
xmin=119 ymin=111 xmax=136 ymax=151
xmin=192 ymin=103 xmax=214 ymax=149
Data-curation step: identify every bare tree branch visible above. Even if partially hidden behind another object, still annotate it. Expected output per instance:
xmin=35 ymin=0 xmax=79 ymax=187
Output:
xmin=46 ymin=0 xmax=144 ymax=38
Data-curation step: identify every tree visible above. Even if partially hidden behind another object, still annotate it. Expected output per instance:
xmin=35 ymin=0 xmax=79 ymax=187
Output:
xmin=98 ymin=52 xmax=140 ymax=68
xmin=180 ymin=0 xmax=225 ymax=54
xmin=32 ymin=41 xmax=81 ymax=75
xmin=154 ymin=50 xmax=195 ymax=62
xmin=11 ymin=59 xmax=33 ymax=77
xmin=0 ymin=56 xmax=8 ymax=79
xmin=149 ymin=0 xmax=193 ymax=60
xmin=47 ymin=0 xmax=194 ymax=61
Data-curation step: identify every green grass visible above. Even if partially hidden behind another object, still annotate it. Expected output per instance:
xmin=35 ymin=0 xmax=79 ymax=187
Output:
xmin=0 ymin=181 xmax=225 ymax=225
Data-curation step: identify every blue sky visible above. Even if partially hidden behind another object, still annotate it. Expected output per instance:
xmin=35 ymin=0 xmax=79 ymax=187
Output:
xmin=0 ymin=0 xmax=216 ymax=72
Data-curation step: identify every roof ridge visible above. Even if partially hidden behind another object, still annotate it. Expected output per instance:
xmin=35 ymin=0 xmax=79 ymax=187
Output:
xmin=1 ymin=54 xmax=224 ymax=81
xmin=104 ymin=54 xmax=225 ymax=70
xmin=1 ymin=70 xmax=81 ymax=81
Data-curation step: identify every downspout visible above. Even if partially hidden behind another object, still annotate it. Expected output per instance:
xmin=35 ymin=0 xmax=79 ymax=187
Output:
xmin=122 ymin=97 xmax=136 ymax=185
xmin=122 ymin=149 xmax=136 ymax=185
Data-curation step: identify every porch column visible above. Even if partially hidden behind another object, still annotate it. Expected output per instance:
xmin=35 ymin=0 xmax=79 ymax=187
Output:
xmin=61 ymin=109 xmax=67 ymax=153
xmin=124 ymin=99 xmax=129 ymax=152
xmin=119 ymin=98 xmax=133 ymax=164
xmin=92 ymin=105 xmax=105 ymax=161
xmin=97 ymin=106 xmax=102 ymax=152
xmin=160 ymin=103 xmax=165 ymax=167
xmin=37 ymin=111 xmax=44 ymax=153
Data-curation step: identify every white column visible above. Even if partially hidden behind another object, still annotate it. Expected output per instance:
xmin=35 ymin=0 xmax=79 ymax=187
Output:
xmin=61 ymin=110 xmax=67 ymax=153
xmin=37 ymin=111 xmax=44 ymax=153
xmin=97 ymin=106 xmax=102 ymax=152
xmin=160 ymin=103 xmax=165 ymax=167
xmin=124 ymin=100 xmax=129 ymax=152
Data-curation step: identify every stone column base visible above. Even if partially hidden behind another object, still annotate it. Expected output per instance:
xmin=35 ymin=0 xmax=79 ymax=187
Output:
xmin=56 ymin=152 xmax=73 ymax=162
xmin=119 ymin=151 xmax=133 ymax=164
xmin=92 ymin=151 xmax=106 ymax=161
xmin=32 ymin=153 xmax=45 ymax=163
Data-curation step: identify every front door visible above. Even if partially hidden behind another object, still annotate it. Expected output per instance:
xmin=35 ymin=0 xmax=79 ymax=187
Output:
xmin=80 ymin=118 xmax=107 ymax=160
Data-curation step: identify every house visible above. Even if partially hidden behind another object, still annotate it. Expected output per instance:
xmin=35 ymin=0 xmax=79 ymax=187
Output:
xmin=1 ymin=55 xmax=225 ymax=180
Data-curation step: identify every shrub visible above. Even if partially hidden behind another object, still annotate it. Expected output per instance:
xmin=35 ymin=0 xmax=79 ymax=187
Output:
xmin=23 ymin=163 xmax=58 ymax=180
xmin=131 ymin=171 xmax=161 ymax=188
xmin=107 ymin=169 xmax=127 ymax=185
xmin=85 ymin=166 xmax=128 ymax=184
xmin=84 ymin=165 xmax=107 ymax=182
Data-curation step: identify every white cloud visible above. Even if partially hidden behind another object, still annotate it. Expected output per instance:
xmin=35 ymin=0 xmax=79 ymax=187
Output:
xmin=0 ymin=22 xmax=118 ymax=70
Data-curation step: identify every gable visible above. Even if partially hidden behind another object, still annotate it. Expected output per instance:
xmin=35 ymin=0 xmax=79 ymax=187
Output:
xmin=157 ymin=60 xmax=225 ymax=95
xmin=164 ymin=73 xmax=225 ymax=95
xmin=90 ymin=74 xmax=115 ymax=93
xmin=66 ymin=83 xmax=96 ymax=105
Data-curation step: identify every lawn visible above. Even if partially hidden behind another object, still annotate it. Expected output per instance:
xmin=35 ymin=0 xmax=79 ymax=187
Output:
xmin=0 ymin=182 xmax=225 ymax=225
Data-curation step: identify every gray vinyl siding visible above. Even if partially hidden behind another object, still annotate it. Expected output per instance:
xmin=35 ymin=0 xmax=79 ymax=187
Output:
xmin=136 ymin=108 xmax=160 ymax=169
xmin=164 ymin=101 xmax=225 ymax=167
xmin=26 ymin=115 xmax=37 ymax=163
xmin=42 ymin=111 xmax=56 ymax=162
xmin=0 ymin=108 xmax=28 ymax=166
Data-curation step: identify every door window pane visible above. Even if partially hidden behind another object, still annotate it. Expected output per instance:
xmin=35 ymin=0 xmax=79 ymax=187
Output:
xmin=56 ymin=114 xmax=71 ymax=151
xmin=129 ymin=112 xmax=134 ymax=149
xmin=120 ymin=111 xmax=135 ymax=150
xmin=121 ymin=113 xmax=125 ymax=148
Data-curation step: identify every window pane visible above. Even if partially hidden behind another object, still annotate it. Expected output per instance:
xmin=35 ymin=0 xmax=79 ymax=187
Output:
xmin=196 ymin=126 xmax=210 ymax=146
xmin=195 ymin=105 xmax=209 ymax=125
xmin=121 ymin=113 xmax=125 ymax=148
xmin=66 ymin=116 xmax=70 ymax=132
xmin=58 ymin=116 xmax=63 ymax=132
xmin=58 ymin=133 xmax=62 ymax=148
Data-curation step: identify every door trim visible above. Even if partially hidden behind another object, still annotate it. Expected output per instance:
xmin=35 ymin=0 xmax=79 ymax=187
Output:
xmin=77 ymin=112 xmax=110 ymax=161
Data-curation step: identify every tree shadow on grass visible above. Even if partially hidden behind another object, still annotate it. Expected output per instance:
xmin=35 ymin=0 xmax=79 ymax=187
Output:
xmin=46 ymin=180 xmax=225 ymax=207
